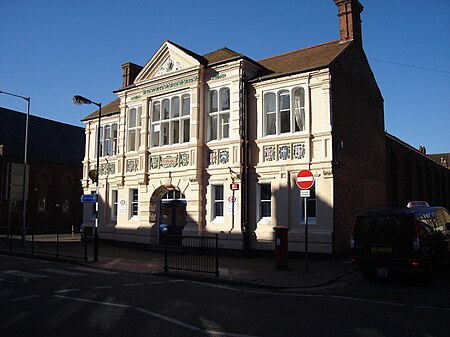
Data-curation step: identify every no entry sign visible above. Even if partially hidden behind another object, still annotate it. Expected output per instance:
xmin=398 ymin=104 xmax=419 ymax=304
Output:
xmin=296 ymin=170 xmax=315 ymax=189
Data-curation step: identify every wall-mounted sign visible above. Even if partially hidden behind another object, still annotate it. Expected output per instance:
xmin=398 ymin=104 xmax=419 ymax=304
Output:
xmin=227 ymin=196 xmax=237 ymax=215
xmin=119 ymin=198 xmax=126 ymax=215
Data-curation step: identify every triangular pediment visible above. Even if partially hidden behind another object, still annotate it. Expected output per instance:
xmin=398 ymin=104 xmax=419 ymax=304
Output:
xmin=134 ymin=41 xmax=203 ymax=84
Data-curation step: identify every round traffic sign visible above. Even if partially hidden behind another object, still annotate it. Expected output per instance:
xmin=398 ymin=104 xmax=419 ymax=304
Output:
xmin=296 ymin=170 xmax=315 ymax=189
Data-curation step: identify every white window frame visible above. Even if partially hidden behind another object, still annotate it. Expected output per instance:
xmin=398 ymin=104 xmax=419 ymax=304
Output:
xmin=97 ymin=123 xmax=118 ymax=157
xmin=130 ymin=188 xmax=139 ymax=219
xmin=150 ymin=93 xmax=190 ymax=148
xmin=127 ymin=106 xmax=142 ymax=152
xmin=207 ymin=87 xmax=230 ymax=142
xmin=263 ymin=86 xmax=306 ymax=136
xmin=256 ymin=182 xmax=272 ymax=224
xmin=211 ymin=184 xmax=224 ymax=222
xmin=111 ymin=189 xmax=118 ymax=221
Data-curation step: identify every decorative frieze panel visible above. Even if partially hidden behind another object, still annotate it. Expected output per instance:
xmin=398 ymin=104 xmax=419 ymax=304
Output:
xmin=100 ymin=163 xmax=116 ymax=175
xmin=264 ymin=146 xmax=276 ymax=162
xmin=150 ymin=152 xmax=189 ymax=169
xmin=293 ymin=143 xmax=306 ymax=159
xmin=209 ymin=151 xmax=217 ymax=165
xmin=126 ymin=159 xmax=139 ymax=172
xmin=219 ymin=149 xmax=229 ymax=164
xmin=208 ymin=149 xmax=230 ymax=165
xmin=262 ymin=143 xmax=306 ymax=162
xmin=180 ymin=153 xmax=189 ymax=166
xmin=278 ymin=145 xmax=290 ymax=160
xmin=160 ymin=154 xmax=178 ymax=168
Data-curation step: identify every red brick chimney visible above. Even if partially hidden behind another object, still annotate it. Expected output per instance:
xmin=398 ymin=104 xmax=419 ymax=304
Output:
xmin=121 ymin=62 xmax=143 ymax=88
xmin=334 ymin=0 xmax=364 ymax=45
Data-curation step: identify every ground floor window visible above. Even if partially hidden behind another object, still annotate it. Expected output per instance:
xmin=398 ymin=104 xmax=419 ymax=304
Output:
xmin=130 ymin=189 xmax=138 ymax=218
xmin=257 ymin=183 xmax=272 ymax=221
xmin=111 ymin=190 xmax=118 ymax=221
xmin=212 ymin=185 xmax=224 ymax=220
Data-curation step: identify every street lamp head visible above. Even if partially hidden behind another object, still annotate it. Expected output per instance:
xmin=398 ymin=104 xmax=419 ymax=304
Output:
xmin=72 ymin=95 xmax=93 ymax=105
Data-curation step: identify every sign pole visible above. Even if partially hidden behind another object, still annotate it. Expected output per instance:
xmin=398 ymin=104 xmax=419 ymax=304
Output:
xmin=296 ymin=169 xmax=314 ymax=273
xmin=304 ymin=195 xmax=308 ymax=272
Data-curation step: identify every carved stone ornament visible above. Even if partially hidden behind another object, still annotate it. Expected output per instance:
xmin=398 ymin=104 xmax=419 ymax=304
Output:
xmin=219 ymin=149 xmax=229 ymax=164
xmin=264 ymin=146 xmax=276 ymax=162
xmin=278 ymin=145 xmax=290 ymax=160
xmin=156 ymin=57 xmax=184 ymax=76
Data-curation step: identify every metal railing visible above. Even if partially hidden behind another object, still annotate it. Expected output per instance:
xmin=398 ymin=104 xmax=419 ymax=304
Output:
xmin=0 ymin=224 xmax=89 ymax=262
xmin=164 ymin=234 xmax=219 ymax=277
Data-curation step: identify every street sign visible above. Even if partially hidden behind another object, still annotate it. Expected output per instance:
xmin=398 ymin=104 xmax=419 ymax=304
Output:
xmin=300 ymin=189 xmax=310 ymax=197
xmin=296 ymin=170 xmax=315 ymax=189
xmin=81 ymin=194 xmax=97 ymax=203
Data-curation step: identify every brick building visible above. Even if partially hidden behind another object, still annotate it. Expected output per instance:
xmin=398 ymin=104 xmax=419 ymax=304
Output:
xmin=0 ymin=107 xmax=85 ymax=234
xmin=80 ymin=0 xmax=448 ymax=254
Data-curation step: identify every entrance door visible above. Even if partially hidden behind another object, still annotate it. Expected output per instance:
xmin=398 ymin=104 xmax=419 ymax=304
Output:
xmin=159 ymin=195 xmax=186 ymax=245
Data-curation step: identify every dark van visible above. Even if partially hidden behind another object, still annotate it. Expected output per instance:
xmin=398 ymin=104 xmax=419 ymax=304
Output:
xmin=351 ymin=202 xmax=450 ymax=281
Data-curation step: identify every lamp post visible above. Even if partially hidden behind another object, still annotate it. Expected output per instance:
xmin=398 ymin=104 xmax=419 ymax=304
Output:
xmin=0 ymin=90 xmax=30 ymax=246
xmin=73 ymin=95 xmax=101 ymax=262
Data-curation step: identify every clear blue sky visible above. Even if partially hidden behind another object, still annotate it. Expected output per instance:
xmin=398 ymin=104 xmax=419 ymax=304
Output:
xmin=1 ymin=0 xmax=449 ymax=153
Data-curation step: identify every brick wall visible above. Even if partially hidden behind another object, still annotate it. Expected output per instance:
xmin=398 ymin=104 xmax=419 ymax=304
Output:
xmin=330 ymin=43 xmax=387 ymax=253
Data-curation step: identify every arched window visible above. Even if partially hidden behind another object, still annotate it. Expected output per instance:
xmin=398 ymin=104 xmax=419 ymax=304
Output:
xmin=62 ymin=176 xmax=71 ymax=213
xmin=37 ymin=174 xmax=49 ymax=212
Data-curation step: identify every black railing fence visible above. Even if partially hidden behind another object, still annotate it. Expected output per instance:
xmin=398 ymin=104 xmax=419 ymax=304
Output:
xmin=164 ymin=234 xmax=219 ymax=277
xmin=0 ymin=224 xmax=89 ymax=262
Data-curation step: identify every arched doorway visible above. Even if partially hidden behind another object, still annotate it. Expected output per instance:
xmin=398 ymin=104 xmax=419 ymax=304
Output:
xmin=159 ymin=189 xmax=186 ymax=245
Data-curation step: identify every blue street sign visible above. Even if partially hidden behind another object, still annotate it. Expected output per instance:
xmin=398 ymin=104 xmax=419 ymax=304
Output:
xmin=80 ymin=194 xmax=97 ymax=203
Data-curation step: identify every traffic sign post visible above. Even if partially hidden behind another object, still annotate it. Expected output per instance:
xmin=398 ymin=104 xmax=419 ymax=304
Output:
xmin=296 ymin=170 xmax=315 ymax=272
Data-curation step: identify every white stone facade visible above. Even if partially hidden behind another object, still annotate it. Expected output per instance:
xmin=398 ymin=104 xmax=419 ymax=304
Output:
xmin=81 ymin=41 xmax=336 ymax=253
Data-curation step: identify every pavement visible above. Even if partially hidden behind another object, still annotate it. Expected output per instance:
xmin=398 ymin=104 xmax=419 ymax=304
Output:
xmin=87 ymin=241 xmax=355 ymax=290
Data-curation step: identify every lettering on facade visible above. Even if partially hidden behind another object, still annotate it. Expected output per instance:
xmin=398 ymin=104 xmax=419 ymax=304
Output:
xmin=142 ymin=76 xmax=199 ymax=95
xmin=150 ymin=153 xmax=189 ymax=169
xmin=130 ymin=95 xmax=141 ymax=100
xmin=160 ymin=154 xmax=178 ymax=168
xmin=210 ymin=74 xmax=227 ymax=81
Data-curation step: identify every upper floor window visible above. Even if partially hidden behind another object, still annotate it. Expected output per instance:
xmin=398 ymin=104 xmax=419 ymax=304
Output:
xmin=150 ymin=94 xmax=190 ymax=147
xmin=127 ymin=106 xmax=142 ymax=152
xmin=208 ymin=87 xmax=230 ymax=141
xmin=263 ymin=87 xmax=305 ymax=136
xmin=98 ymin=123 xmax=118 ymax=157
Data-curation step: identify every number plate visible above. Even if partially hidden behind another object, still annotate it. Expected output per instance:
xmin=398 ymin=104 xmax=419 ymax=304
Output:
xmin=371 ymin=246 xmax=393 ymax=253
xmin=377 ymin=268 xmax=388 ymax=277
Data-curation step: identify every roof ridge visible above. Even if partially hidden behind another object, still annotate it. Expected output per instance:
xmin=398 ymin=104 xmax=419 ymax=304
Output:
xmin=257 ymin=40 xmax=342 ymax=62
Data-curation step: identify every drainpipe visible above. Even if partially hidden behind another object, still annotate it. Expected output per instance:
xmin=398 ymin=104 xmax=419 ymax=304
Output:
xmin=240 ymin=67 xmax=250 ymax=253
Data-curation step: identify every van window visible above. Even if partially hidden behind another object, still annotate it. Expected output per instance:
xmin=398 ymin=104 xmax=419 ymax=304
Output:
xmin=436 ymin=209 xmax=450 ymax=231
xmin=355 ymin=215 xmax=412 ymax=245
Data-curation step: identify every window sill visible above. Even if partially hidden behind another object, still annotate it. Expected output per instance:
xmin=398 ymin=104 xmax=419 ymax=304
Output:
xmin=211 ymin=217 xmax=224 ymax=224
